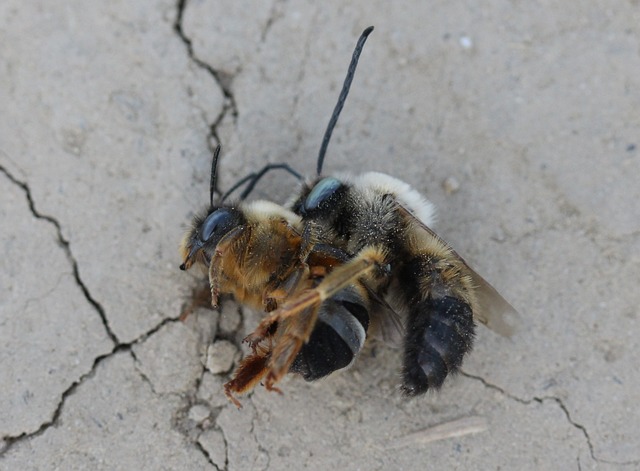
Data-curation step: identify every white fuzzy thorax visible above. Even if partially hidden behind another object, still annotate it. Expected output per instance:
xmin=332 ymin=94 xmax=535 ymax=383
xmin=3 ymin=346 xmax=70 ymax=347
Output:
xmin=350 ymin=172 xmax=436 ymax=226
xmin=242 ymin=200 xmax=302 ymax=225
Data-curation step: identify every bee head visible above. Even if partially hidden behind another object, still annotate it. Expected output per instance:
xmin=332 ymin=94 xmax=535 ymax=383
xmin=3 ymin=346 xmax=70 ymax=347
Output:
xmin=293 ymin=177 xmax=348 ymax=219
xmin=290 ymin=25 xmax=373 ymax=222
xmin=179 ymin=206 xmax=245 ymax=271
xmin=179 ymin=145 xmax=246 ymax=271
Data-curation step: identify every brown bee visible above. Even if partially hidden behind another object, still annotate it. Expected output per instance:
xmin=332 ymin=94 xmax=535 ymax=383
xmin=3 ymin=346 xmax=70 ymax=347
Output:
xmin=179 ymin=148 xmax=305 ymax=314
xmin=179 ymin=147 xmax=374 ymax=407
xmin=180 ymin=26 xmax=517 ymax=407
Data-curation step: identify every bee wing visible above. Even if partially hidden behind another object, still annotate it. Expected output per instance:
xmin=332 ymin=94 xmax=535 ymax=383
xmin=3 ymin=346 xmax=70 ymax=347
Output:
xmin=365 ymin=286 xmax=405 ymax=348
xmin=464 ymin=265 xmax=519 ymax=337
xmin=396 ymin=203 xmax=519 ymax=337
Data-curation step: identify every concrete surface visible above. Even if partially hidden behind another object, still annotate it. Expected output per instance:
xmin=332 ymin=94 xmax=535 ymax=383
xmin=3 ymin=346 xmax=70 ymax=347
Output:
xmin=1 ymin=1 xmax=638 ymax=470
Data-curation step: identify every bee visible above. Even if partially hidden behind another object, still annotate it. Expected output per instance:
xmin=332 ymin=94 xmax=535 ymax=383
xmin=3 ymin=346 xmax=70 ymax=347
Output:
xmin=179 ymin=147 xmax=377 ymax=407
xmin=180 ymin=26 xmax=517 ymax=406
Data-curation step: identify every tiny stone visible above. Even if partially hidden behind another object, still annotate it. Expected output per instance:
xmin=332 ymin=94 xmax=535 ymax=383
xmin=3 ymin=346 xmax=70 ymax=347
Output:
xmin=378 ymin=379 xmax=394 ymax=394
xmin=198 ymin=429 xmax=227 ymax=469
xmin=491 ymin=227 xmax=506 ymax=243
xmin=206 ymin=340 xmax=239 ymax=374
xmin=188 ymin=404 xmax=211 ymax=423
xmin=459 ymin=35 xmax=473 ymax=49
xmin=442 ymin=176 xmax=461 ymax=194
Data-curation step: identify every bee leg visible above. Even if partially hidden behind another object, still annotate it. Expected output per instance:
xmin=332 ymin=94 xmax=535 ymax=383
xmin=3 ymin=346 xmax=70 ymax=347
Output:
xmin=224 ymin=351 xmax=270 ymax=408
xmin=254 ymin=220 xmax=308 ymax=312
xmin=243 ymin=309 xmax=297 ymax=348
xmin=257 ymin=246 xmax=389 ymax=389
xmin=207 ymin=226 xmax=248 ymax=308
xmin=262 ymin=263 xmax=309 ymax=312
xmin=208 ymin=251 xmax=223 ymax=309
xmin=398 ymin=258 xmax=476 ymax=396
xmin=264 ymin=304 xmax=321 ymax=389
xmin=299 ymin=222 xmax=351 ymax=266
xmin=179 ymin=283 xmax=211 ymax=321
xmin=224 ymin=336 xmax=276 ymax=408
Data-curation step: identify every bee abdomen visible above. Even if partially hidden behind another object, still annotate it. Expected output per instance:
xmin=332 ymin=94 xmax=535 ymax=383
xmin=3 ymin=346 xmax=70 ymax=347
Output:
xmin=401 ymin=295 xmax=475 ymax=396
xmin=290 ymin=288 xmax=369 ymax=381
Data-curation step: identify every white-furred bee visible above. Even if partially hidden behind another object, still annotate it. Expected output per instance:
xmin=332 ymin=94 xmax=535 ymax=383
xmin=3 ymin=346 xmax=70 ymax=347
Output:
xmin=180 ymin=26 xmax=517 ymax=406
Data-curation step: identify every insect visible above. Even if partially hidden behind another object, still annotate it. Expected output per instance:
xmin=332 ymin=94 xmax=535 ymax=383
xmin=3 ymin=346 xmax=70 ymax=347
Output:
xmin=180 ymin=26 xmax=517 ymax=406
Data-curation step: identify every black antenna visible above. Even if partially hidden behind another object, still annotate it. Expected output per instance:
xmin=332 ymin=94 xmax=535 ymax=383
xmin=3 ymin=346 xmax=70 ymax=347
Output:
xmin=316 ymin=26 xmax=374 ymax=175
xmin=209 ymin=145 xmax=221 ymax=207
xmin=238 ymin=163 xmax=302 ymax=200
xmin=221 ymin=163 xmax=303 ymax=203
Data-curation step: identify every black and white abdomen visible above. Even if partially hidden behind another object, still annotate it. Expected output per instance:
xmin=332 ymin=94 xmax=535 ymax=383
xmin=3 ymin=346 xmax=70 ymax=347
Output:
xmin=290 ymin=286 xmax=369 ymax=381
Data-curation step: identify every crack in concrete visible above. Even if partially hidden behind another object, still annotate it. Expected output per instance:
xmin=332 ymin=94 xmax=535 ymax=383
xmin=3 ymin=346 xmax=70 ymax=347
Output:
xmin=260 ymin=0 xmax=286 ymax=43
xmin=129 ymin=349 xmax=163 ymax=397
xmin=174 ymin=0 xmax=237 ymax=155
xmin=219 ymin=424 xmax=230 ymax=471
xmin=0 ymin=344 xmax=125 ymax=456
xmin=0 ymin=314 xmax=182 ymax=457
xmin=171 ymin=5 xmax=253 ymax=464
xmin=461 ymin=371 xmax=640 ymax=467
xmin=0 ymin=154 xmax=229 ymax=460
xmin=126 ymin=343 xmax=225 ymax=471
xmin=195 ymin=439 xmax=220 ymax=470
xmin=247 ymin=398 xmax=270 ymax=471
xmin=163 ymin=327 xmax=228 ymax=468
xmin=0 ymin=165 xmax=120 ymax=346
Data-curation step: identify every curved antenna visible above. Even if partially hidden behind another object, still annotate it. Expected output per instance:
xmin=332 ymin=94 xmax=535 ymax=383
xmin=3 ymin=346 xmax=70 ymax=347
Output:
xmin=221 ymin=163 xmax=303 ymax=203
xmin=221 ymin=173 xmax=257 ymax=203
xmin=209 ymin=145 xmax=222 ymax=207
xmin=316 ymin=26 xmax=374 ymax=175
xmin=239 ymin=163 xmax=303 ymax=200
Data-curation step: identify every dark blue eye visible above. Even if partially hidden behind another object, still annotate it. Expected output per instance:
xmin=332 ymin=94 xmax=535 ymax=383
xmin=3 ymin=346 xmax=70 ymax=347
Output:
xmin=200 ymin=209 xmax=235 ymax=242
xmin=304 ymin=177 xmax=342 ymax=212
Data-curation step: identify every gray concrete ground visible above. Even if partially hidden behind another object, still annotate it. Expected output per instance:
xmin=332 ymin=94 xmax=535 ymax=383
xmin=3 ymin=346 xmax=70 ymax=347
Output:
xmin=1 ymin=1 xmax=639 ymax=470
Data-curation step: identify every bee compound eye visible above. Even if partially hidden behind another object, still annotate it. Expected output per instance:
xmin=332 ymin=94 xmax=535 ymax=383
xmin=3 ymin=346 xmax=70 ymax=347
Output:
xmin=200 ymin=208 xmax=235 ymax=242
xmin=304 ymin=177 xmax=343 ymax=212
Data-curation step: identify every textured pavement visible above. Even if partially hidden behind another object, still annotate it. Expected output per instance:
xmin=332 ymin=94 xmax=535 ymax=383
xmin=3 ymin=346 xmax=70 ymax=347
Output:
xmin=1 ymin=1 xmax=639 ymax=470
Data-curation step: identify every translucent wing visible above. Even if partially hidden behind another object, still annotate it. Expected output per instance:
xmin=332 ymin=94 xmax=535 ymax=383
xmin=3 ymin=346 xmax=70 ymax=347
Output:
xmin=465 ymin=267 xmax=519 ymax=337
xmin=365 ymin=286 xmax=405 ymax=348
xmin=396 ymin=203 xmax=519 ymax=337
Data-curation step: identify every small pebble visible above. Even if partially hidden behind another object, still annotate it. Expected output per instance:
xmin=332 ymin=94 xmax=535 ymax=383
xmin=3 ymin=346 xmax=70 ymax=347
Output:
xmin=491 ymin=228 xmax=506 ymax=243
xmin=206 ymin=340 xmax=239 ymax=374
xmin=459 ymin=35 xmax=473 ymax=49
xmin=188 ymin=404 xmax=211 ymax=423
xmin=442 ymin=176 xmax=461 ymax=194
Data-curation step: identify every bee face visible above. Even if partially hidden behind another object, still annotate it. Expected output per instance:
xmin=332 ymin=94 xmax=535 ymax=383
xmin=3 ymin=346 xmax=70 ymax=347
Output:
xmin=179 ymin=206 xmax=245 ymax=271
